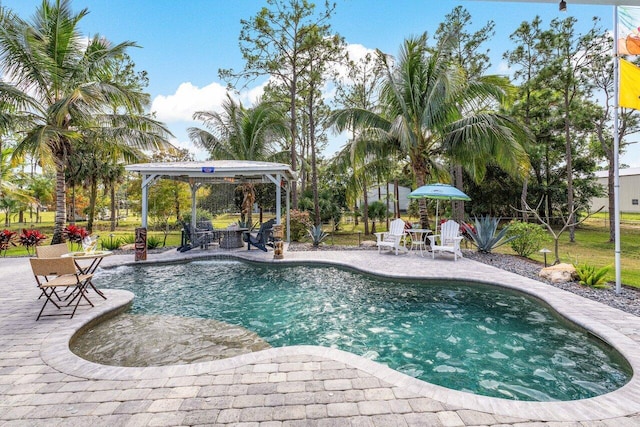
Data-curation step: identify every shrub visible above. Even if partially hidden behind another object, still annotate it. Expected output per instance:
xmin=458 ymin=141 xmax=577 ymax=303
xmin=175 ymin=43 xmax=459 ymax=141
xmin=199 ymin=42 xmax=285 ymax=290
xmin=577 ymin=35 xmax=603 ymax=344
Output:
xmin=462 ymin=216 xmax=516 ymax=254
xmin=63 ymin=224 xmax=89 ymax=249
xmin=101 ymin=236 xmax=122 ymax=251
xmin=307 ymin=225 xmax=328 ymax=247
xmin=0 ymin=229 xmax=17 ymax=256
xmin=507 ymin=221 xmax=547 ymax=257
xmin=121 ymin=234 xmax=136 ymax=244
xmin=19 ymin=229 xmax=47 ymax=255
xmin=288 ymin=210 xmax=312 ymax=242
xmin=576 ymin=264 xmax=610 ymax=288
xmin=147 ymin=235 xmax=163 ymax=249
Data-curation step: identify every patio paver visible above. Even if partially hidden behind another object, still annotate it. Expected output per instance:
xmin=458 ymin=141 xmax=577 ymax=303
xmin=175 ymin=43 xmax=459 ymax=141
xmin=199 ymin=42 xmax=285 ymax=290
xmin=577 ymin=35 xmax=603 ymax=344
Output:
xmin=2 ymin=246 xmax=640 ymax=426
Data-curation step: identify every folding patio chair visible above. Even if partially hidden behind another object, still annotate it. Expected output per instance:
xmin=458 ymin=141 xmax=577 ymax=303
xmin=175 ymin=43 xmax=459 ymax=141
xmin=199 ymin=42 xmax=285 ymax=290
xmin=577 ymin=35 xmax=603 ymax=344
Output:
xmin=35 ymin=243 xmax=69 ymax=258
xmin=29 ymin=257 xmax=94 ymax=320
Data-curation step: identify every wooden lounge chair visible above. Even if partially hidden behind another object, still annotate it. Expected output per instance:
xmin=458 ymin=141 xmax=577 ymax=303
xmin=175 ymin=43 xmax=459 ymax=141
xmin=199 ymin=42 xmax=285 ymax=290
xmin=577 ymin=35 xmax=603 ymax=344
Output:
xmin=243 ymin=219 xmax=276 ymax=251
xmin=30 ymin=257 xmax=94 ymax=320
xmin=427 ymin=219 xmax=464 ymax=261
xmin=375 ymin=218 xmax=408 ymax=255
xmin=178 ymin=220 xmax=215 ymax=252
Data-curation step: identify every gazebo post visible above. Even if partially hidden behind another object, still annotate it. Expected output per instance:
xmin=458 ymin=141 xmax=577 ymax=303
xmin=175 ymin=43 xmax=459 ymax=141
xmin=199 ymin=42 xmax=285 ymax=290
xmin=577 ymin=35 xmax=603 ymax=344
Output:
xmin=275 ymin=173 xmax=282 ymax=225
xmin=189 ymin=180 xmax=200 ymax=228
xmin=140 ymin=174 xmax=159 ymax=228
xmin=286 ymin=183 xmax=290 ymax=242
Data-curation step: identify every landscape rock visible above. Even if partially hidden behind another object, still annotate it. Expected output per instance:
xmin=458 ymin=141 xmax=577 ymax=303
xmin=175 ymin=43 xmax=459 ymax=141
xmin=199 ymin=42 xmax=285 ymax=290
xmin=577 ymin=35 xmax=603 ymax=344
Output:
xmin=539 ymin=263 xmax=578 ymax=283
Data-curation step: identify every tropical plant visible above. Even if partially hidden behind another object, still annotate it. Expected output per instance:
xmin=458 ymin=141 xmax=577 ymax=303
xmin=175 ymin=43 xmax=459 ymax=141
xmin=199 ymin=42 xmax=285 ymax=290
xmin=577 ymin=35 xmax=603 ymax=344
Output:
xmin=63 ymin=224 xmax=89 ymax=250
xmin=507 ymin=221 xmax=547 ymax=257
xmin=121 ymin=235 xmax=136 ymax=245
xmin=576 ymin=264 xmax=610 ymax=288
xmin=100 ymin=236 xmax=122 ymax=251
xmin=146 ymin=235 xmax=163 ymax=249
xmin=18 ymin=228 xmax=47 ymax=254
xmin=0 ymin=0 xmax=171 ymax=244
xmin=0 ymin=229 xmax=16 ymax=256
xmin=189 ymin=95 xmax=288 ymax=228
xmin=288 ymin=210 xmax=312 ymax=242
xmin=330 ymin=33 xmax=530 ymax=229
xmin=463 ymin=216 xmax=516 ymax=254
xmin=367 ymin=201 xmax=387 ymax=234
xmin=307 ymin=224 xmax=328 ymax=247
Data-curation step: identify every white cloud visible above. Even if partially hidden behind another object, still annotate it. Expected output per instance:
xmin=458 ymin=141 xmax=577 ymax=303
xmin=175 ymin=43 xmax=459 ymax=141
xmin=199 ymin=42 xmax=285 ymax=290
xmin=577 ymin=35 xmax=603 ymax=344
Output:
xmin=151 ymin=81 xmax=228 ymax=123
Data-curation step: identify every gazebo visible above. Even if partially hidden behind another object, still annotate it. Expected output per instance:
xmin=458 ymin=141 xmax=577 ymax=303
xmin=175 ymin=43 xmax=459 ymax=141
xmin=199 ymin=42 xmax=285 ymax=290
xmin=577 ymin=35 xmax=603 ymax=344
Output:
xmin=125 ymin=160 xmax=297 ymax=242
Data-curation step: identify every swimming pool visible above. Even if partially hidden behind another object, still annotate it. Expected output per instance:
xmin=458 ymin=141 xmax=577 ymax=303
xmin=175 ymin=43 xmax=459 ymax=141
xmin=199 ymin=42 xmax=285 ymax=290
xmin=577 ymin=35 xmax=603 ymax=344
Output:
xmin=93 ymin=259 xmax=631 ymax=402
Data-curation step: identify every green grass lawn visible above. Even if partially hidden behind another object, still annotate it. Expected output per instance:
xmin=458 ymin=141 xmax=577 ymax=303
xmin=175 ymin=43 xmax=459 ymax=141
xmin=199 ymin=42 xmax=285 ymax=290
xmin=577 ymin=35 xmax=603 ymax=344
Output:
xmin=3 ymin=212 xmax=640 ymax=288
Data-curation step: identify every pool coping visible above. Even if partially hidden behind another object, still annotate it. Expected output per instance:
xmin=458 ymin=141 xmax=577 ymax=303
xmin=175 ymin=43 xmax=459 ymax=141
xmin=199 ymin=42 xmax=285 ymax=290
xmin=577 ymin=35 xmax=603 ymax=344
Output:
xmin=37 ymin=248 xmax=640 ymax=422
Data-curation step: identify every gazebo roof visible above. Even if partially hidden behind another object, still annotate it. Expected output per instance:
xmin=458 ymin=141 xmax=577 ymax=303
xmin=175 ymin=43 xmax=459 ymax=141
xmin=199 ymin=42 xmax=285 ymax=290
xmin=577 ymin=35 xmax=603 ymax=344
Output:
xmin=125 ymin=160 xmax=296 ymax=184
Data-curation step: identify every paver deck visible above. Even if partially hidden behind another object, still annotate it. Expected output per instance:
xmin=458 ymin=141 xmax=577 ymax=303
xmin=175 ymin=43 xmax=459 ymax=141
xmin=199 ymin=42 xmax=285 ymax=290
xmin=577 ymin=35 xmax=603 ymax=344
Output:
xmin=2 ymin=246 xmax=640 ymax=426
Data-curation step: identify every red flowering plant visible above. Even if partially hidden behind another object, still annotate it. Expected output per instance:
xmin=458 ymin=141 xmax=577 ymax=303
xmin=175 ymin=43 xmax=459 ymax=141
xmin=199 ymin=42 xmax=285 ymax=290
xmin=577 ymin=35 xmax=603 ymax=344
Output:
xmin=19 ymin=229 xmax=47 ymax=255
xmin=0 ymin=229 xmax=17 ymax=256
xmin=63 ymin=224 xmax=89 ymax=250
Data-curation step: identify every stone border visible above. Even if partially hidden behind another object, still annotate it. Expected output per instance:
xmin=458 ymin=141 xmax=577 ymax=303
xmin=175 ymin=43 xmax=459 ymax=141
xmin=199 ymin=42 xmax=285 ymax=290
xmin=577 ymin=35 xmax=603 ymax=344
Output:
xmin=39 ymin=250 xmax=640 ymax=422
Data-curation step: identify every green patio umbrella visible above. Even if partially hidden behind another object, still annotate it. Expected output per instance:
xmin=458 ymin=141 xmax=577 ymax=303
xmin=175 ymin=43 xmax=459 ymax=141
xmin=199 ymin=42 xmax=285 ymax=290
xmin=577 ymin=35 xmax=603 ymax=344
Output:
xmin=407 ymin=183 xmax=471 ymax=234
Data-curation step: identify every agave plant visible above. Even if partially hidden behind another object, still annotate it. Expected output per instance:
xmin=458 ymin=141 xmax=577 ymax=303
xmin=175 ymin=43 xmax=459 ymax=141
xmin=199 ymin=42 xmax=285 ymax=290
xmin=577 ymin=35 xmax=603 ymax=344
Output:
xmin=307 ymin=225 xmax=328 ymax=247
xmin=462 ymin=216 xmax=516 ymax=254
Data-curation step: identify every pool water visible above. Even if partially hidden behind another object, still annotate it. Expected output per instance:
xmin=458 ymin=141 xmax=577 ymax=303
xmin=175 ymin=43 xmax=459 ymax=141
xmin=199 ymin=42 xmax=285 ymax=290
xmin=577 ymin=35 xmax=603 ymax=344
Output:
xmin=96 ymin=259 xmax=631 ymax=401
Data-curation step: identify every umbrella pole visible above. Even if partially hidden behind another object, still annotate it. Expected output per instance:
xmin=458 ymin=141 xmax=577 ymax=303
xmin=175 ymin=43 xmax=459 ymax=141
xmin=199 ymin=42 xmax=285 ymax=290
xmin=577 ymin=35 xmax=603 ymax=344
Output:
xmin=435 ymin=200 xmax=439 ymax=235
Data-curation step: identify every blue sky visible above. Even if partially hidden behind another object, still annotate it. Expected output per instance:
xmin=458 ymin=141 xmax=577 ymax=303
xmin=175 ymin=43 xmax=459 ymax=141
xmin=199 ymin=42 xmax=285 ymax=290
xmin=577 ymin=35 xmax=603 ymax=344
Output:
xmin=5 ymin=0 xmax=635 ymax=165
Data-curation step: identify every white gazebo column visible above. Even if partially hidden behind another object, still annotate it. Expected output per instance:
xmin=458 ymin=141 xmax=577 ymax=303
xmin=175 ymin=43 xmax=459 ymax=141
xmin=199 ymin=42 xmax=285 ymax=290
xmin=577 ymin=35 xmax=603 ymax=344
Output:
xmin=286 ymin=182 xmax=290 ymax=242
xmin=140 ymin=174 xmax=159 ymax=228
xmin=275 ymin=173 xmax=282 ymax=224
xmin=189 ymin=180 xmax=201 ymax=227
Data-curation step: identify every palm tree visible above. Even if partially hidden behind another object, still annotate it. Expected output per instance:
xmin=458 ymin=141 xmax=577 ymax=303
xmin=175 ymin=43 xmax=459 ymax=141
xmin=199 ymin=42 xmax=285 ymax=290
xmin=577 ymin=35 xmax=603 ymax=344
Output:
xmin=331 ymin=33 xmax=530 ymax=228
xmin=0 ymin=0 xmax=171 ymax=243
xmin=188 ymin=95 xmax=288 ymax=227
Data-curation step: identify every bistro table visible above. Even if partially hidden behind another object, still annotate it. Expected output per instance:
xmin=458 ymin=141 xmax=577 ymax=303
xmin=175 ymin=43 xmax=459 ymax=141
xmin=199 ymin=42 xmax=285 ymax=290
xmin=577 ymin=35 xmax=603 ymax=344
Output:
xmin=406 ymin=229 xmax=431 ymax=257
xmin=62 ymin=250 xmax=112 ymax=299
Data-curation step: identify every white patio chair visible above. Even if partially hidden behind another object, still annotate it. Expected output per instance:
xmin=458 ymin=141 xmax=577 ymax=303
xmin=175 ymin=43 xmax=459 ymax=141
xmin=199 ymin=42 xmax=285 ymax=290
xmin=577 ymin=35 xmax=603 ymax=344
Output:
xmin=375 ymin=218 xmax=408 ymax=255
xmin=427 ymin=220 xmax=464 ymax=261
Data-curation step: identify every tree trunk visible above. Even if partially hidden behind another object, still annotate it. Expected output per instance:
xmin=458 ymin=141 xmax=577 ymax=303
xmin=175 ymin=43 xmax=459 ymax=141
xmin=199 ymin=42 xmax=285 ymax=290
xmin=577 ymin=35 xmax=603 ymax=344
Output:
xmin=363 ymin=177 xmax=370 ymax=235
xmin=385 ymin=182 xmax=390 ymax=229
xmin=87 ymin=180 xmax=98 ymax=234
xmin=290 ymin=73 xmax=298 ymax=209
xmin=521 ymin=177 xmax=529 ymax=222
xmin=413 ymin=156 xmax=430 ymax=230
xmin=52 ymin=159 xmax=67 ymax=244
xmin=564 ymin=94 xmax=575 ymax=242
xmin=69 ymin=186 xmax=76 ymax=226
xmin=309 ymin=95 xmax=321 ymax=226
xmin=453 ymin=164 xmax=465 ymax=223
xmin=110 ymin=184 xmax=117 ymax=232
xmin=394 ymin=179 xmax=400 ymax=219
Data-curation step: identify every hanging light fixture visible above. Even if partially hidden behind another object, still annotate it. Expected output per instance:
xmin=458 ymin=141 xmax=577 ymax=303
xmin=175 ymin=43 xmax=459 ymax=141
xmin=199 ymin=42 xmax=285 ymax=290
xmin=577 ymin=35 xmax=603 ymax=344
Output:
xmin=559 ymin=0 xmax=567 ymax=12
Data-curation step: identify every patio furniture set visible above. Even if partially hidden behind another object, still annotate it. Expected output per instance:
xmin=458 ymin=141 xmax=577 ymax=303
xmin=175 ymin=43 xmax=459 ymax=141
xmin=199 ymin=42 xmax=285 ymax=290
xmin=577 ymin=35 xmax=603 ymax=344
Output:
xmin=29 ymin=243 xmax=111 ymax=320
xmin=375 ymin=218 xmax=464 ymax=261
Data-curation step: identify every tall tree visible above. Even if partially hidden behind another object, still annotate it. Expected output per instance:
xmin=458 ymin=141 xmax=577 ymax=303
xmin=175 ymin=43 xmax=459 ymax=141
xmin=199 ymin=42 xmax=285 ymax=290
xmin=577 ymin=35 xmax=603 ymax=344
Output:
xmin=220 ymin=0 xmax=337 ymax=209
xmin=584 ymin=32 xmax=640 ymax=242
xmin=188 ymin=95 xmax=288 ymax=227
xmin=331 ymin=33 xmax=530 ymax=229
xmin=0 ymin=0 xmax=171 ymax=243
xmin=332 ymin=52 xmax=385 ymax=234
xmin=543 ymin=16 xmax=603 ymax=241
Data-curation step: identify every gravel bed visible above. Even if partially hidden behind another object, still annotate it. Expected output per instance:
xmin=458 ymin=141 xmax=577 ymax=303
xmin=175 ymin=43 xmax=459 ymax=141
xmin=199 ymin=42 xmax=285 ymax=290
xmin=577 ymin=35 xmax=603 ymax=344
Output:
xmin=289 ymin=243 xmax=640 ymax=318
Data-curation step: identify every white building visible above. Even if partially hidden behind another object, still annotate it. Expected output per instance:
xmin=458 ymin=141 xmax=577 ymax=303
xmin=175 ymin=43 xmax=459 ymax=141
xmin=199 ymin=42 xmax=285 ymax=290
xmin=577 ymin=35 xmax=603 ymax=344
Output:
xmin=362 ymin=185 xmax=411 ymax=214
xmin=590 ymin=168 xmax=640 ymax=213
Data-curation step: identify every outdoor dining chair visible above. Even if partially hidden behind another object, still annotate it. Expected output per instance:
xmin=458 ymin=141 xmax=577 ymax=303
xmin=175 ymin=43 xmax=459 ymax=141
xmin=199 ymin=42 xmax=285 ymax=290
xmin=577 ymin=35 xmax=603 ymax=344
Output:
xmin=29 ymin=257 xmax=94 ymax=320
